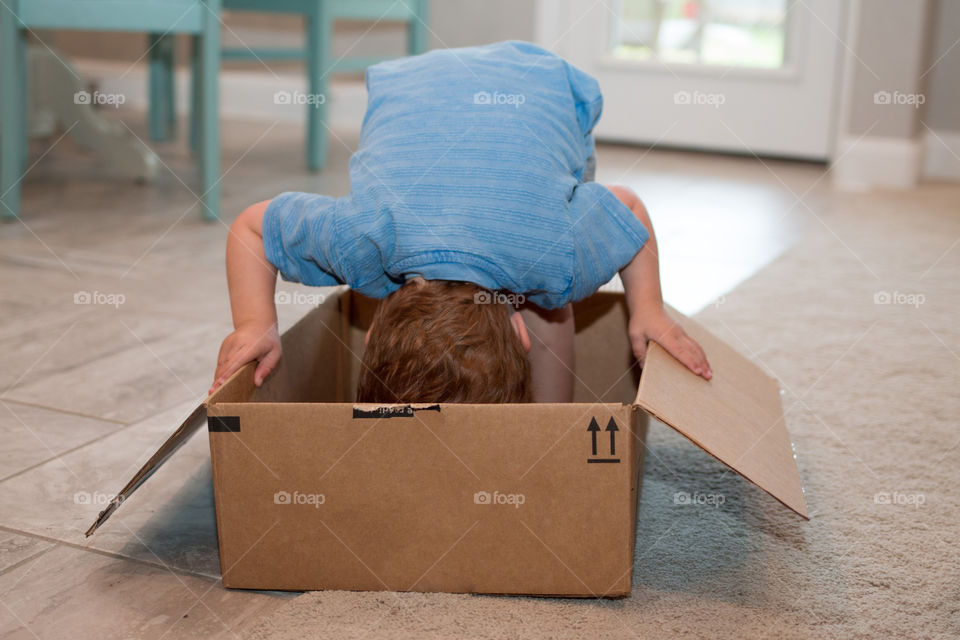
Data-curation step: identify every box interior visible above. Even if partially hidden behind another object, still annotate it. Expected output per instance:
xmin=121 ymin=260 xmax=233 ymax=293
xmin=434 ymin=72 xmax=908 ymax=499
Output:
xmin=232 ymin=287 xmax=644 ymax=407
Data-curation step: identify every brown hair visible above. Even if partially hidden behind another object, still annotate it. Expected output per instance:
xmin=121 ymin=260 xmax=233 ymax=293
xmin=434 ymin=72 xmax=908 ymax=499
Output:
xmin=356 ymin=279 xmax=531 ymax=403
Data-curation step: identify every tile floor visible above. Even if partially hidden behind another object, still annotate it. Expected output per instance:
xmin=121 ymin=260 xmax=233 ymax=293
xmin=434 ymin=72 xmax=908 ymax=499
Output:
xmin=0 ymin=111 xmax=829 ymax=638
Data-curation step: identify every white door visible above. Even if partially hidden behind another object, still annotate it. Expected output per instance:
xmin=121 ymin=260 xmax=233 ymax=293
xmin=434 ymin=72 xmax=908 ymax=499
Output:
xmin=539 ymin=0 xmax=847 ymax=160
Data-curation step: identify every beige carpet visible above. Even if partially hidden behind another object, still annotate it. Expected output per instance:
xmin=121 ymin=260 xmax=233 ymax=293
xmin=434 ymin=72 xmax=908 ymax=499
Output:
xmin=243 ymin=184 xmax=960 ymax=639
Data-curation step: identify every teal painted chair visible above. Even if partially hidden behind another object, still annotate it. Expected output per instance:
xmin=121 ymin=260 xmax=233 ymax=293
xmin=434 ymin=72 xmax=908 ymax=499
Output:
xmin=148 ymin=0 xmax=429 ymax=171
xmin=1 ymin=0 xmax=222 ymax=221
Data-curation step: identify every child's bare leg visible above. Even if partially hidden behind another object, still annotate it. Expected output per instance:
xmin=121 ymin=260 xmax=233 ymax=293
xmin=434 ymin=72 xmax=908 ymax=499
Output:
xmin=518 ymin=302 xmax=575 ymax=402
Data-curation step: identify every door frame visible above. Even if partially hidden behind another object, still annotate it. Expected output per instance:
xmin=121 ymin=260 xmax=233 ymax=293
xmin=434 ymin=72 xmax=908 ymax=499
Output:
xmin=533 ymin=0 xmax=852 ymax=161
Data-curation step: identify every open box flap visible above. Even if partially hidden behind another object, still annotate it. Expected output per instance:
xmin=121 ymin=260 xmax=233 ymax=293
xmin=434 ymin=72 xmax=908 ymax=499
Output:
xmin=84 ymin=402 xmax=208 ymax=536
xmin=85 ymin=362 xmax=259 ymax=536
xmin=634 ymin=308 xmax=808 ymax=519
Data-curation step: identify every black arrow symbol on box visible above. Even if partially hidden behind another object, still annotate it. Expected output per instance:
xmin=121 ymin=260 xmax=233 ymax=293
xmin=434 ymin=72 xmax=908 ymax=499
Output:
xmin=587 ymin=417 xmax=601 ymax=455
xmin=606 ymin=417 xmax=618 ymax=455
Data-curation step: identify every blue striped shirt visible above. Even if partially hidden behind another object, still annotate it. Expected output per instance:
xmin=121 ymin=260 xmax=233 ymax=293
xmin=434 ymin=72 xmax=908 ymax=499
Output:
xmin=262 ymin=41 xmax=649 ymax=309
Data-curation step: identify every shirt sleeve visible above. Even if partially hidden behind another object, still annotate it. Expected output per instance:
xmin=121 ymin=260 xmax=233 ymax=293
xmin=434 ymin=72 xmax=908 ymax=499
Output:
xmin=568 ymin=182 xmax=650 ymax=303
xmin=261 ymin=192 xmax=347 ymax=287
xmin=563 ymin=60 xmax=603 ymax=182
xmin=563 ymin=60 xmax=604 ymax=137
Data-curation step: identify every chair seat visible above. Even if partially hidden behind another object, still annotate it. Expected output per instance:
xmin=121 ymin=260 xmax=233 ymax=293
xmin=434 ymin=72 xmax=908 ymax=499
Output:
xmin=17 ymin=1 xmax=205 ymax=33
xmin=223 ymin=0 xmax=419 ymax=20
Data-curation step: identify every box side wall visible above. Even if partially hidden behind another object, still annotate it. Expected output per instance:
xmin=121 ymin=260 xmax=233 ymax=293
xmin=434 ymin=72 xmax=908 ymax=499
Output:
xmin=207 ymin=289 xmax=644 ymax=594
xmin=247 ymin=289 xmax=348 ymax=404
xmin=207 ymin=401 xmax=636 ymax=595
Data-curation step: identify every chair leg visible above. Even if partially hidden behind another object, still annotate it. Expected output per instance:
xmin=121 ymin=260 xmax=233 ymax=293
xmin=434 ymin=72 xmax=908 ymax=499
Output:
xmin=189 ymin=34 xmax=200 ymax=154
xmin=1 ymin=4 xmax=25 ymax=221
xmin=148 ymin=33 xmax=175 ymax=142
xmin=305 ymin=1 xmax=330 ymax=171
xmin=407 ymin=0 xmax=429 ymax=55
xmin=199 ymin=0 xmax=220 ymax=221
xmin=18 ymin=27 xmax=28 ymax=169
xmin=164 ymin=36 xmax=176 ymax=133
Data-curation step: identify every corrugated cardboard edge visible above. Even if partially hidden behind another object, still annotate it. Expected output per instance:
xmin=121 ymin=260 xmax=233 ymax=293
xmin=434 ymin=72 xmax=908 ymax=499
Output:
xmin=338 ymin=288 xmax=352 ymax=401
xmin=623 ymin=409 xmax=649 ymax=596
xmin=206 ymin=403 xmax=231 ymax=586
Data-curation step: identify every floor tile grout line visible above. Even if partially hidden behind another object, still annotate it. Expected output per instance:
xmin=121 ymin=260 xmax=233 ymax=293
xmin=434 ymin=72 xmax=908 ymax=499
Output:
xmin=0 ymin=397 xmax=129 ymax=426
xmin=0 ymin=422 xmax=138 ymax=485
xmin=0 ymin=543 xmax=59 ymax=579
xmin=0 ymin=395 xmax=213 ymax=486
xmin=95 ymin=307 xmax=234 ymax=328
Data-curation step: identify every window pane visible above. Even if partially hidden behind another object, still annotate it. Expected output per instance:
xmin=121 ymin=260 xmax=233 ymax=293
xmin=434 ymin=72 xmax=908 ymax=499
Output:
xmin=614 ymin=0 xmax=788 ymax=69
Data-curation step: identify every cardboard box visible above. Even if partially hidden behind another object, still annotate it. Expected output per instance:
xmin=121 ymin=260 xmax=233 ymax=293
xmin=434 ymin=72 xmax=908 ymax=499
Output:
xmin=87 ymin=288 xmax=807 ymax=597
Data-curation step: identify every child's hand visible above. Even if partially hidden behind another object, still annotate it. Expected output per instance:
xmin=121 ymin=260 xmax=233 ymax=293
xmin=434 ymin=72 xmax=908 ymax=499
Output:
xmin=209 ymin=323 xmax=282 ymax=395
xmin=628 ymin=308 xmax=712 ymax=380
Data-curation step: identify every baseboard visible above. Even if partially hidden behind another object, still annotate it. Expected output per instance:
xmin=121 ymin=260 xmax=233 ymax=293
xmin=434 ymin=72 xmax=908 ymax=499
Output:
xmin=73 ymin=58 xmax=367 ymax=133
xmin=922 ymin=128 xmax=960 ymax=182
xmin=830 ymin=134 xmax=923 ymax=190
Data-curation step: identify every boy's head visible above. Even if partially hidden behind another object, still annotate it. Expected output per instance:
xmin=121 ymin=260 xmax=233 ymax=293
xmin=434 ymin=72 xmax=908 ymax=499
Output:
xmin=357 ymin=279 xmax=531 ymax=403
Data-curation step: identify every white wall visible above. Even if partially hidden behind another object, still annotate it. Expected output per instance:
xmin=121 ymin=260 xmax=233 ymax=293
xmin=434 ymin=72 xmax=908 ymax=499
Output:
xmin=831 ymin=0 xmax=960 ymax=188
xmin=925 ymin=0 xmax=960 ymax=133
xmin=921 ymin=0 xmax=960 ymax=181
xmin=427 ymin=0 xmax=536 ymax=48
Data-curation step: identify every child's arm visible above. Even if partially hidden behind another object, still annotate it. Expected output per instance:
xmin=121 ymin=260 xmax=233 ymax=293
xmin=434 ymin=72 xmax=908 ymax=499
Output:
xmin=607 ymin=185 xmax=713 ymax=380
xmin=209 ymin=200 xmax=282 ymax=395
